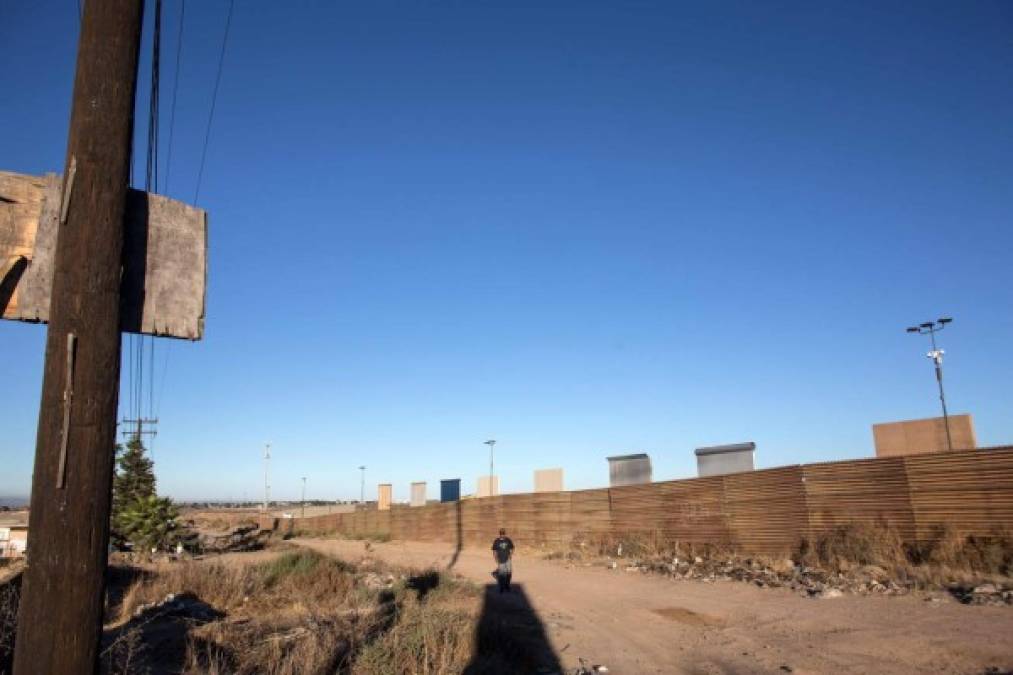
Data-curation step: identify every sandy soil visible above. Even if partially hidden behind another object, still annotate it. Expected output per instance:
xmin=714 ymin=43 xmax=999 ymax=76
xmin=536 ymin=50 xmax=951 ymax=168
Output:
xmin=294 ymin=537 xmax=1013 ymax=675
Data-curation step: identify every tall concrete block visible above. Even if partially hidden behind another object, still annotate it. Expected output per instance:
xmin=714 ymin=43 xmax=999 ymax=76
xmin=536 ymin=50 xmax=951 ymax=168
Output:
xmin=607 ymin=453 xmax=652 ymax=487
xmin=695 ymin=442 xmax=755 ymax=477
xmin=410 ymin=481 xmax=426 ymax=507
xmin=534 ymin=468 xmax=564 ymax=492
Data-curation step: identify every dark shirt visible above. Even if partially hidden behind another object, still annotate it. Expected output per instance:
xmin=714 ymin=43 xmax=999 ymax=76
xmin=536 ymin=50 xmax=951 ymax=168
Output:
xmin=492 ymin=536 xmax=515 ymax=564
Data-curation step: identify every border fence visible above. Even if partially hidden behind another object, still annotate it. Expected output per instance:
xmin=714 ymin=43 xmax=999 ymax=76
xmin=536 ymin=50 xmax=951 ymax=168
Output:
xmin=274 ymin=446 xmax=1013 ymax=554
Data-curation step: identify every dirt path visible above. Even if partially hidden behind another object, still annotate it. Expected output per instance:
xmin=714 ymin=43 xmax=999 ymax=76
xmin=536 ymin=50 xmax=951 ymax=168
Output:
xmin=294 ymin=537 xmax=1013 ymax=675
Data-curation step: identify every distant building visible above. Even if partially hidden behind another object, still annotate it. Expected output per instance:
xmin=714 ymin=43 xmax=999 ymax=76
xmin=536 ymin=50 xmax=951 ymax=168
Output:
xmin=0 ymin=524 xmax=28 ymax=558
xmin=607 ymin=453 xmax=652 ymax=487
xmin=534 ymin=468 xmax=564 ymax=493
xmin=873 ymin=414 xmax=977 ymax=457
xmin=695 ymin=442 xmax=756 ymax=477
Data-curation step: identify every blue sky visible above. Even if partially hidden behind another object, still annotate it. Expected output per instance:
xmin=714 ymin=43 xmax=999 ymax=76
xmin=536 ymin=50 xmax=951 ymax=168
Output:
xmin=2 ymin=1 xmax=1011 ymax=502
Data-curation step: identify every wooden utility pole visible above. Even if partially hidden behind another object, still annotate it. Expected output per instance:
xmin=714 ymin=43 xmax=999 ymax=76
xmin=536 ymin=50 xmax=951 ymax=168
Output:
xmin=14 ymin=2 xmax=144 ymax=673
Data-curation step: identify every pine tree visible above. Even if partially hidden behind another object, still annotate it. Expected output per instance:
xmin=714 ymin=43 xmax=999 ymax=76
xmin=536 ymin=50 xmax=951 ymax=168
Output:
xmin=112 ymin=437 xmax=156 ymax=514
xmin=111 ymin=437 xmax=158 ymax=547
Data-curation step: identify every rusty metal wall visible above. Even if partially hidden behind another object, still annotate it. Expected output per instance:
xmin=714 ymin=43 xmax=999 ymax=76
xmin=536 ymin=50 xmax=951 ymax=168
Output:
xmin=291 ymin=446 xmax=1013 ymax=554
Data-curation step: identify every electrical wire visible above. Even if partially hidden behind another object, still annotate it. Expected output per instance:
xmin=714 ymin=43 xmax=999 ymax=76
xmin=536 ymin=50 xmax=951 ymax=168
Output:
xmin=164 ymin=0 xmax=185 ymax=197
xmin=193 ymin=0 xmax=235 ymax=204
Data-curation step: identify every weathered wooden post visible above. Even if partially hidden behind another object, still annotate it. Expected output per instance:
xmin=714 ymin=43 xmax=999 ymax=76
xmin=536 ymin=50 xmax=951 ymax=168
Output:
xmin=13 ymin=2 xmax=143 ymax=672
xmin=1 ymin=1 xmax=207 ymax=672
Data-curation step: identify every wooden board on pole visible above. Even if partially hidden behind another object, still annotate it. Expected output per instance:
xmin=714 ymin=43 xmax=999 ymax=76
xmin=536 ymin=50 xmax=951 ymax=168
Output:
xmin=1 ymin=170 xmax=207 ymax=339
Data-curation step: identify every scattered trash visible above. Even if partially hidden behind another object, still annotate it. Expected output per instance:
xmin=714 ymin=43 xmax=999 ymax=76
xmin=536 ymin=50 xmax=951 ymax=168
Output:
xmin=602 ymin=553 xmax=1013 ymax=602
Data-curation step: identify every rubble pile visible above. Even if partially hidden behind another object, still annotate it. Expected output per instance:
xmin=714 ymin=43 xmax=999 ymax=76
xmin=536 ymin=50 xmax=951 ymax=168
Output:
xmin=601 ymin=553 xmax=1013 ymax=603
xmin=191 ymin=524 xmax=269 ymax=554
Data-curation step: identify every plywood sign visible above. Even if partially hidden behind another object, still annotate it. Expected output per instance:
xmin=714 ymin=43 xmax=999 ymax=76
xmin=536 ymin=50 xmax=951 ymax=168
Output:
xmin=0 ymin=171 xmax=206 ymax=340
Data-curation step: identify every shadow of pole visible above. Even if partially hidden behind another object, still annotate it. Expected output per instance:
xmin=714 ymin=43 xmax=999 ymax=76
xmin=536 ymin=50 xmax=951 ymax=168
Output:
xmin=448 ymin=498 xmax=463 ymax=569
xmin=462 ymin=584 xmax=563 ymax=675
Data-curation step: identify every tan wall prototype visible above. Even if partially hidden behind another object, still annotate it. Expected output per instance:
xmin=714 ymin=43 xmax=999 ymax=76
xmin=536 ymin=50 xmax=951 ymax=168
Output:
xmin=534 ymin=468 xmax=564 ymax=492
xmin=477 ymin=476 xmax=499 ymax=498
xmin=377 ymin=484 xmax=392 ymax=511
xmin=292 ymin=446 xmax=1013 ymax=555
xmin=873 ymin=414 xmax=976 ymax=457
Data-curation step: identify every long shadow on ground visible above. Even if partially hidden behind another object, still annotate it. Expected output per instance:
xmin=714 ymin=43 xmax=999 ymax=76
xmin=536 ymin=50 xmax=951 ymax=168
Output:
xmin=463 ymin=583 xmax=563 ymax=674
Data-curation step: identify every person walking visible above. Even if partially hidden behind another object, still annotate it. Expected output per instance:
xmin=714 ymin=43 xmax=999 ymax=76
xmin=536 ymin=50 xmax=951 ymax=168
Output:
xmin=491 ymin=528 xmax=515 ymax=593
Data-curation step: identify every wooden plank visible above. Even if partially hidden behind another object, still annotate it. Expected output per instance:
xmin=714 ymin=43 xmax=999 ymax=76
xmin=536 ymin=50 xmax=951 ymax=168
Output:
xmin=0 ymin=170 xmax=206 ymax=339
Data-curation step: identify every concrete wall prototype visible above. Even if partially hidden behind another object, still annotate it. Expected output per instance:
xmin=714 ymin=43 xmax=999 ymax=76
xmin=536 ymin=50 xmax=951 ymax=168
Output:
xmin=696 ymin=443 xmax=755 ymax=477
xmin=607 ymin=454 xmax=652 ymax=487
xmin=534 ymin=468 xmax=564 ymax=492
xmin=410 ymin=482 xmax=426 ymax=507
xmin=378 ymin=484 xmax=392 ymax=511
xmin=873 ymin=414 xmax=976 ymax=457
xmin=292 ymin=446 xmax=1013 ymax=555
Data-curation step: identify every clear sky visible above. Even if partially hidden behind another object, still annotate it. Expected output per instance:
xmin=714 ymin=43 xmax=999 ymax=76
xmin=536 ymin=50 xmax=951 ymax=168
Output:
xmin=2 ymin=1 xmax=1011 ymax=502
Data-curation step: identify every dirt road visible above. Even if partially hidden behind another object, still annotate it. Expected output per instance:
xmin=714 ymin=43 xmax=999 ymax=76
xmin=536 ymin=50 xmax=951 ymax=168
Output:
xmin=294 ymin=537 xmax=1013 ymax=675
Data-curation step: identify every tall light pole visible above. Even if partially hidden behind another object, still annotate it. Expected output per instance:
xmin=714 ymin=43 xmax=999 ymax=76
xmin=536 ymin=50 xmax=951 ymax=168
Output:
xmin=263 ymin=443 xmax=272 ymax=512
xmin=906 ymin=317 xmax=954 ymax=452
xmin=484 ymin=439 xmax=497 ymax=496
xmin=301 ymin=476 xmax=307 ymax=518
xmin=358 ymin=465 xmax=366 ymax=504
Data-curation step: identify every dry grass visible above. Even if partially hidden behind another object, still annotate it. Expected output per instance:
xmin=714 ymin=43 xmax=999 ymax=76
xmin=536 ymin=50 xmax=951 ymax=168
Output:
xmin=799 ymin=522 xmax=1013 ymax=585
xmin=555 ymin=524 xmax=1013 ymax=591
xmin=103 ymin=549 xmax=496 ymax=674
xmin=352 ymin=572 xmax=476 ymax=675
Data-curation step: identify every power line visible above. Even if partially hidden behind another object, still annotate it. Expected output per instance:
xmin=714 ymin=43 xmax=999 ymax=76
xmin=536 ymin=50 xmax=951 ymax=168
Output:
xmin=193 ymin=0 xmax=235 ymax=204
xmin=164 ymin=0 xmax=186 ymax=196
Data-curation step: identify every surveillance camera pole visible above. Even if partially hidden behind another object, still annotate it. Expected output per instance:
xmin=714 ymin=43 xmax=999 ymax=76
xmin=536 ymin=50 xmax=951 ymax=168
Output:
xmin=358 ymin=465 xmax=366 ymax=504
xmin=906 ymin=318 xmax=954 ymax=452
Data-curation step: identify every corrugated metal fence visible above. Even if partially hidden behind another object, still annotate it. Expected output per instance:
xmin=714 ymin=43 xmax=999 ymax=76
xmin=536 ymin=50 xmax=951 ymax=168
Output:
xmin=285 ymin=447 xmax=1013 ymax=554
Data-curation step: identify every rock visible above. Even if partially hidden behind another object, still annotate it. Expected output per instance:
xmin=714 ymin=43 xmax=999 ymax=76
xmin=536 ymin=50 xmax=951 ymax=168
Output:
xmin=973 ymin=583 xmax=999 ymax=595
xmin=818 ymin=588 xmax=843 ymax=599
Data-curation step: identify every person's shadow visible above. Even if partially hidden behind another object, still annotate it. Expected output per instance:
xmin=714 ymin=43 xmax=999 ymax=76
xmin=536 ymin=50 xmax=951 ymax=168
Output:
xmin=463 ymin=583 xmax=563 ymax=674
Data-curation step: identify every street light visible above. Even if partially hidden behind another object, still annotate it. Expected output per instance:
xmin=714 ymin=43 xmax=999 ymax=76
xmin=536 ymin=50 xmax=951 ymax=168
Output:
xmin=358 ymin=465 xmax=366 ymax=504
xmin=484 ymin=440 xmax=497 ymax=496
xmin=301 ymin=477 xmax=307 ymax=518
xmin=905 ymin=317 xmax=955 ymax=452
